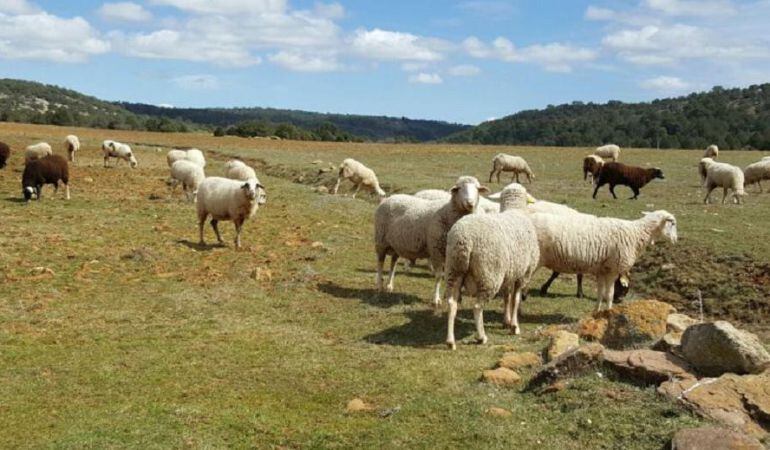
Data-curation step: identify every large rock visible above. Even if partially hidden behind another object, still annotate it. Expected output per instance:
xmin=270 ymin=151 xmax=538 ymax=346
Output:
xmin=652 ymin=331 xmax=683 ymax=353
xmin=527 ymin=343 xmax=604 ymax=390
xmin=498 ymin=352 xmax=542 ymax=370
xmin=680 ymin=321 xmax=770 ymax=376
xmin=547 ymin=331 xmax=579 ymax=361
xmin=577 ymin=300 xmax=675 ymax=349
xmin=671 ymin=426 xmax=764 ymax=450
xmin=667 ymin=313 xmax=698 ymax=333
xmin=602 ymin=349 xmax=696 ymax=385
xmin=481 ymin=367 xmax=521 ymax=387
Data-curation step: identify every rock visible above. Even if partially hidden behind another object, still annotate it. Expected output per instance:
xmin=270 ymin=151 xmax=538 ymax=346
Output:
xmin=83 ymin=176 xmax=94 ymax=183
xmin=527 ymin=343 xmax=604 ymax=390
xmin=311 ymin=241 xmax=324 ymax=249
xmin=652 ymin=331 xmax=682 ymax=353
xmin=498 ymin=352 xmax=542 ymax=370
xmin=346 ymin=398 xmax=374 ymax=413
xmin=667 ymin=313 xmax=698 ymax=333
xmin=536 ymin=324 xmax=572 ymax=338
xmin=657 ymin=378 xmax=699 ymax=399
xmin=481 ymin=367 xmax=521 ymax=387
xmin=671 ymin=426 xmax=764 ymax=450
xmin=547 ymin=331 xmax=579 ymax=361
xmin=485 ymin=407 xmax=512 ymax=418
xmin=602 ymin=349 xmax=696 ymax=385
xmin=680 ymin=321 xmax=770 ymax=376
xmin=577 ymin=299 xmax=675 ymax=349
xmin=316 ymin=186 xmax=329 ymax=194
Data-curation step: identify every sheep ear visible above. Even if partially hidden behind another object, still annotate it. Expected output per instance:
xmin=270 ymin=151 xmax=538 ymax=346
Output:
xmin=241 ymin=183 xmax=249 ymax=190
xmin=478 ymin=185 xmax=490 ymax=194
xmin=450 ymin=185 xmax=459 ymax=192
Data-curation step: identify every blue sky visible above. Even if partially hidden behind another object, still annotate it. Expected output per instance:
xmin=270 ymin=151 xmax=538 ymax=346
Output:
xmin=1 ymin=0 xmax=769 ymax=124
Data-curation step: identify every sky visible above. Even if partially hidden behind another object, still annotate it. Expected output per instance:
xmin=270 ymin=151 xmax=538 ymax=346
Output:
xmin=1 ymin=0 xmax=769 ymax=124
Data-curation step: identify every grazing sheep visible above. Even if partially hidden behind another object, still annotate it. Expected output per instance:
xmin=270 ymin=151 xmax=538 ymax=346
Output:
xmin=414 ymin=188 xmax=500 ymax=214
xmin=333 ymin=158 xmax=386 ymax=199
xmin=594 ymin=144 xmax=620 ymax=162
xmin=167 ymin=148 xmax=206 ymax=168
xmin=744 ymin=159 xmax=770 ymax=193
xmin=22 ymin=154 xmax=70 ymax=201
xmin=444 ymin=183 xmax=540 ymax=349
xmin=488 ymin=153 xmax=534 ymax=184
xmin=24 ymin=142 xmax=53 ymax=163
xmin=0 ymin=141 xmax=9 ymax=169
xmin=583 ymin=155 xmax=604 ymax=183
xmin=224 ymin=159 xmax=258 ymax=181
xmin=592 ymin=162 xmax=664 ymax=200
xmin=528 ymin=210 xmax=677 ymax=310
xmin=102 ymin=140 xmax=137 ymax=168
xmin=698 ymin=157 xmax=714 ymax=186
xmin=704 ymin=144 xmax=719 ymax=159
xmin=703 ymin=160 xmax=745 ymax=204
xmin=170 ymin=160 xmax=205 ymax=202
xmin=64 ymin=135 xmax=80 ymax=163
xmin=196 ymin=177 xmax=267 ymax=249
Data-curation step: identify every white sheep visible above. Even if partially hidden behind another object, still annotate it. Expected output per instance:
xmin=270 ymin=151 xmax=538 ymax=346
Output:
xmin=743 ymin=159 xmax=770 ymax=193
xmin=444 ymin=183 xmax=540 ymax=349
xmin=167 ymin=148 xmax=206 ymax=168
xmin=594 ymin=144 xmax=620 ymax=162
xmin=63 ymin=135 xmax=80 ymax=163
xmin=196 ymin=177 xmax=267 ymax=249
xmin=528 ymin=210 xmax=677 ymax=310
xmin=224 ymin=159 xmax=258 ymax=181
xmin=170 ymin=160 xmax=205 ymax=202
xmin=333 ymin=158 xmax=386 ymax=199
xmin=488 ymin=153 xmax=535 ymax=184
xmin=102 ymin=140 xmax=137 ymax=168
xmin=583 ymin=154 xmax=604 ymax=183
xmin=25 ymin=142 xmax=53 ymax=163
xmin=698 ymin=157 xmax=714 ymax=186
xmin=704 ymin=144 xmax=719 ymax=159
xmin=414 ymin=188 xmax=500 ymax=214
xmin=702 ymin=160 xmax=745 ymax=204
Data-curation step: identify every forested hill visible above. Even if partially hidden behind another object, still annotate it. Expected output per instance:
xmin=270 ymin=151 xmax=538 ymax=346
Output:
xmin=445 ymin=84 xmax=770 ymax=150
xmin=119 ymin=103 xmax=469 ymax=142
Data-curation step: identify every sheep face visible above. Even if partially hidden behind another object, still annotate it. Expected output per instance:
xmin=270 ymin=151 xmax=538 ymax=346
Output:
xmin=23 ymin=186 xmax=37 ymax=202
xmin=651 ymin=168 xmax=665 ymax=179
xmin=256 ymin=183 xmax=267 ymax=206
xmin=645 ymin=211 xmax=678 ymax=244
xmin=450 ymin=177 xmax=489 ymax=213
xmin=240 ymin=180 xmax=266 ymax=206
xmin=128 ymin=153 xmax=138 ymax=168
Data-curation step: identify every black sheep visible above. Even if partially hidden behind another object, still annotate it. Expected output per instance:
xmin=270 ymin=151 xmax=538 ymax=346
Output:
xmin=0 ymin=141 xmax=9 ymax=169
xmin=22 ymin=154 xmax=70 ymax=201
xmin=593 ymin=162 xmax=664 ymax=200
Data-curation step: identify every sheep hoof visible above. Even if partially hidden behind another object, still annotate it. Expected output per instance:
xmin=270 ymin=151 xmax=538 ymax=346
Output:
xmin=476 ymin=336 xmax=488 ymax=345
xmin=512 ymin=327 xmax=521 ymax=336
xmin=385 ymin=284 xmax=394 ymax=293
xmin=446 ymin=341 xmax=456 ymax=350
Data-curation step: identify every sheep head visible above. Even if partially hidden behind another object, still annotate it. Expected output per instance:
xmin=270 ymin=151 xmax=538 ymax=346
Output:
xmin=450 ymin=176 xmax=488 ymax=213
xmin=643 ymin=210 xmax=678 ymax=244
xmin=498 ymin=183 xmax=529 ymax=211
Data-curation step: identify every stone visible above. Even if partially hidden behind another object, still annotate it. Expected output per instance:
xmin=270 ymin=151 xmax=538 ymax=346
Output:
xmin=667 ymin=313 xmax=698 ymax=333
xmin=602 ymin=349 xmax=696 ymax=385
xmin=83 ymin=176 xmax=94 ymax=183
xmin=485 ymin=407 xmax=512 ymax=418
xmin=498 ymin=352 xmax=542 ymax=370
xmin=671 ymin=426 xmax=764 ymax=450
xmin=681 ymin=321 xmax=770 ymax=376
xmin=346 ymin=398 xmax=374 ymax=413
xmin=316 ymin=186 xmax=329 ymax=194
xmin=481 ymin=367 xmax=521 ymax=387
xmin=652 ymin=332 xmax=682 ymax=353
xmin=657 ymin=378 xmax=699 ymax=399
xmin=527 ymin=343 xmax=605 ymax=390
xmin=577 ymin=300 xmax=676 ymax=349
xmin=547 ymin=331 xmax=579 ymax=361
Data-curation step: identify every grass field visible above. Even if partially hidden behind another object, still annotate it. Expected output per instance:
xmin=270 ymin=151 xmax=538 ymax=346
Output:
xmin=1 ymin=122 xmax=768 ymax=448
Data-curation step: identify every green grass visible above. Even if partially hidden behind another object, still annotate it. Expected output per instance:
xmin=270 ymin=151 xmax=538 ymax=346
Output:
xmin=2 ymin=122 xmax=766 ymax=448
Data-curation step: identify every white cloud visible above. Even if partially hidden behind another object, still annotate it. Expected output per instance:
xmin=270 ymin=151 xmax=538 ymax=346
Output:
xmin=269 ymin=50 xmax=340 ymax=72
xmin=149 ymin=0 xmax=287 ymax=15
xmin=447 ymin=64 xmax=481 ymax=76
xmin=643 ymin=0 xmax=736 ymax=17
xmin=0 ymin=0 xmax=38 ymax=14
xmin=409 ymin=72 xmax=442 ymax=84
xmin=640 ymin=75 xmax=690 ymax=91
xmin=351 ymin=28 xmax=445 ymax=62
xmin=314 ymin=2 xmax=345 ymax=20
xmin=584 ymin=6 xmax=616 ymax=21
xmin=463 ymin=36 xmax=597 ymax=72
xmin=0 ymin=11 xmax=110 ymax=62
xmin=98 ymin=2 xmax=152 ymax=22
xmin=171 ymin=74 xmax=219 ymax=90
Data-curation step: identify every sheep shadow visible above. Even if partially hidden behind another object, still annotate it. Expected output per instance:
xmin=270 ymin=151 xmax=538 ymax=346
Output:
xmin=4 ymin=197 xmax=27 ymax=204
xmin=176 ymin=239 xmax=225 ymax=251
xmin=354 ymin=267 xmax=434 ymax=280
xmin=518 ymin=311 xmax=577 ymax=325
xmin=317 ymin=281 xmax=422 ymax=308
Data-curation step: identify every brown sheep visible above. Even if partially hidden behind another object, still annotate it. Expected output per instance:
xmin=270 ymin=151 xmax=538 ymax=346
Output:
xmin=22 ymin=154 xmax=70 ymax=201
xmin=593 ymin=162 xmax=664 ymax=200
xmin=0 ymin=141 xmax=9 ymax=169
xmin=583 ymin=155 xmax=604 ymax=183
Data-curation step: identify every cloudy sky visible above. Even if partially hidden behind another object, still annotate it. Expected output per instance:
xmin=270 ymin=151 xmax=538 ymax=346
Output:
xmin=1 ymin=0 xmax=769 ymax=124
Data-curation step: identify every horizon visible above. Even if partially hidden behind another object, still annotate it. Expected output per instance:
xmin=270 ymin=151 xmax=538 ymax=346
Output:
xmin=1 ymin=1 xmax=769 ymax=124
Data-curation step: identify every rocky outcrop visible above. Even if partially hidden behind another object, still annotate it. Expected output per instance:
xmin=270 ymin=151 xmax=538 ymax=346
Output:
xmin=670 ymin=426 xmax=764 ymax=450
xmin=602 ymin=349 xmax=696 ymax=385
xmin=681 ymin=321 xmax=770 ymax=376
xmin=578 ymin=300 xmax=675 ymax=349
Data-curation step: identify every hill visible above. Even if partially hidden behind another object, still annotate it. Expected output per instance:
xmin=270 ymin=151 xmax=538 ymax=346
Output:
xmin=119 ymin=103 xmax=470 ymax=142
xmin=446 ymin=84 xmax=770 ymax=150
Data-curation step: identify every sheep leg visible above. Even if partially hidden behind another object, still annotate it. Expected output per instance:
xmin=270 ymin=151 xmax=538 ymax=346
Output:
xmin=510 ymin=287 xmax=522 ymax=335
xmin=513 ymin=172 xmax=519 ymax=183
xmin=496 ymin=170 xmax=501 ymax=184
xmin=445 ymin=281 xmax=461 ymax=350
xmin=64 ymin=183 xmax=70 ymax=200
xmin=473 ymin=303 xmax=487 ymax=345
xmin=630 ymin=187 xmax=640 ymax=199
xmin=386 ymin=254 xmax=398 ymax=293
xmin=592 ymin=183 xmax=602 ymax=199
xmin=539 ymin=272 xmax=559 ymax=296
xmin=210 ymin=219 xmax=224 ymax=244
xmin=332 ymin=177 xmax=342 ymax=195
xmin=198 ymin=212 xmax=207 ymax=245
xmin=103 ymin=156 xmax=108 ymax=168
xmin=609 ymin=184 xmax=618 ymax=199
xmin=35 ymin=186 xmax=42 ymax=200
xmin=576 ymin=274 xmax=584 ymax=298
xmin=704 ymin=186 xmax=715 ymax=204
xmin=758 ymin=180 xmax=763 ymax=193
xmin=605 ymin=275 xmax=617 ymax=310
xmin=431 ymin=271 xmax=443 ymax=308
xmin=376 ymin=251 xmax=387 ymax=292
xmin=351 ymin=183 xmax=361 ymax=199
xmin=503 ymin=292 xmax=512 ymax=328
xmin=233 ymin=219 xmax=244 ymax=249
xmin=721 ymin=187 xmax=728 ymax=204
xmin=595 ymin=276 xmax=606 ymax=311
xmin=488 ymin=169 xmax=495 ymax=183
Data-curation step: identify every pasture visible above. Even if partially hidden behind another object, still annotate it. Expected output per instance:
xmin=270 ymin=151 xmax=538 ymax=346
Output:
xmin=1 ymin=122 xmax=768 ymax=448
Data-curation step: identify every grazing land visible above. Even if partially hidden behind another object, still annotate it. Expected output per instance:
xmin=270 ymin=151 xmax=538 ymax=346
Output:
xmin=1 ymin=122 xmax=768 ymax=448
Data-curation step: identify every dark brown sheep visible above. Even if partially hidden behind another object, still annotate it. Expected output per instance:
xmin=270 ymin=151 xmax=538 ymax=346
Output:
xmin=583 ymin=155 xmax=603 ymax=182
xmin=593 ymin=162 xmax=664 ymax=200
xmin=22 ymin=154 xmax=70 ymax=201
xmin=539 ymin=272 xmax=629 ymax=302
xmin=0 ymin=141 xmax=9 ymax=169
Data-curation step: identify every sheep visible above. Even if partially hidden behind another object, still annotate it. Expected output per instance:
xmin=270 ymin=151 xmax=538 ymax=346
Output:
xmin=592 ymin=162 xmax=664 ymax=200
xmin=374 ymin=177 xmax=488 ymax=304
xmin=0 ymin=141 xmax=9 ymax=169
xmin=594 ymin=144 xmax=620 ymax=162
xmin=24 ymin=142 xmax=53 ymax=163
xmin=102 ymin=140 xmax=137 ymax=168
xmin=22 ymin=154 xmax=70 ymax=201
xmin=64 ymin=135 xmax=80 ymax=163
xmin=704 ymin=144 xmax=719 ymax=159
xmin=196 ymin=177 xmax=267 ymax=249
xmin=488 ymin=153 xmax=535 ymax=184
xmin=224 ymin=159 xmax=258 ymax=181
xmin=170 ymin=160 xmax=205 ymax=202
xmin=167 ymin=148 xmax=206 ymax=168
xmin=333 ymin=158 xmax=386 ymax=199
xmin=414 ymin=188 xmax=500 ymax=214
xmin=528 ymin=210 xmax=677 ymax=311
xmin=744 ymin=159 xmax=770 ymax=193
xmin=443 ymin=183 xmax=540 ymax=349
xmin=702 ymin=160 xmax=745 ymax=204
xmin=583 ymin=155 xmax=604 ymax=183
xmin=698 ymin=157 xmax=714 ymax=186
